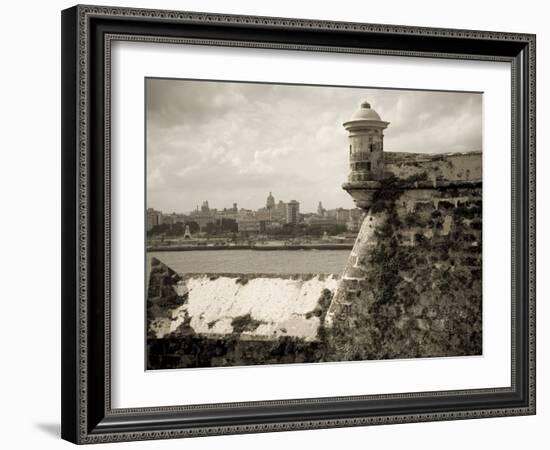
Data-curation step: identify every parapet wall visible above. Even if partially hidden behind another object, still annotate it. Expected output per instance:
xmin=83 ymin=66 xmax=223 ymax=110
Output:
xmin=147 ymin=258 xmax=337 ymax=369
xmin=148 ymin=261 xmax=337 ymax=341
xmin=385 ymin=151 xmax=482 ymax=182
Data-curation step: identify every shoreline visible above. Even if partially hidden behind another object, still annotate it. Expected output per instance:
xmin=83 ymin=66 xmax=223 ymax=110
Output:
xmin=147 ymin=244 xmax=354 ymax=252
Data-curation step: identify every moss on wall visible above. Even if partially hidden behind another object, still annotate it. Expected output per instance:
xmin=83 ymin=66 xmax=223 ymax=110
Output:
xmin=324 ymin=185 xmax=482 ymax=361
xmin=147 ymin=335 xmax=327 ymax=369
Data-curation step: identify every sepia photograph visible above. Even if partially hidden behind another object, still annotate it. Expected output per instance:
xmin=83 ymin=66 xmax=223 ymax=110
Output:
xmin=145 ymin=78 xmax=482 ymax=370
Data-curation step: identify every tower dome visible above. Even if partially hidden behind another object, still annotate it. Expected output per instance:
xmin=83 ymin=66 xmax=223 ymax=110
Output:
xmin=348 ymin=101 xmax=382 ymax=121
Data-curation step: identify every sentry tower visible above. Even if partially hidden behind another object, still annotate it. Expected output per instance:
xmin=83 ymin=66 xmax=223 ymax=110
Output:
xmin=344 ymin=100 xmax=389 ymax=182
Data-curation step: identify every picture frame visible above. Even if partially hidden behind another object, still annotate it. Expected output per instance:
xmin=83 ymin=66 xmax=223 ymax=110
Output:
xmin=61 ymin=4 xmax=536 ymax=444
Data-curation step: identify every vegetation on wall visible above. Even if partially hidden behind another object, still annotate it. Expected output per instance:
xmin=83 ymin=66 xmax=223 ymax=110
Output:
xmin=323 ymin=187 xmax=482 ymax=361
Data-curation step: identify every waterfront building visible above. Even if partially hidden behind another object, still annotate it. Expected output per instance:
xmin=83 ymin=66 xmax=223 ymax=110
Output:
xmin=335 ymin=208 xmax=351 ymax=224
xmin=237 ymin=216 xmax=261 ymax=233
xmin=285 ymin=200 xmax=300 ymax=224
xmin=265 ymin=221 xmax=282 ymax=231
xmin=217 ymin=208 xmax=238 ymax=220
xmin=146 ymin=208 xmax=163 ymax=231
xmin=189 ymin=201 xmax=215 ymax=230
xmin=162 ymin=213 xmax=188 ymax=225
xmin=272 ymin=200 xmax=286 ymax=221
xmin=256 ymin=207 xmax=273 ymax=222
xmin=175 ymin=214 xmax=188 ymax=223
xmin=160 ymin=213 xmax=175 ymax=225
xmin=305 ymin=215 xmax=338 ymax=228
xmin=237 ymin=209 xmax=255 ymax=219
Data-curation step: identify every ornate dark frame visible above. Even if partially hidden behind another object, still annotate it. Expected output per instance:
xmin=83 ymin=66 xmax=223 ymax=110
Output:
xmin=61 ymin=4 xmax=536 ymax=444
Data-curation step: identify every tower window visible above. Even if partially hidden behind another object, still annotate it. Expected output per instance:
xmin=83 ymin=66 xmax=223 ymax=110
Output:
xmin=349 ymin=144 xmax=352 ymax=155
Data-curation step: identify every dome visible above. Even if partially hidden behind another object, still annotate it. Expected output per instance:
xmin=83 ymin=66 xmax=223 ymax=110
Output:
xmin=349 ymin=100 xmax=381 ymax=121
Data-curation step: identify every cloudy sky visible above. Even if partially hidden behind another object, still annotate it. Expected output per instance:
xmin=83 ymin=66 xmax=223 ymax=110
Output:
xmin=146 ymin=78 xmax=482 ymax=214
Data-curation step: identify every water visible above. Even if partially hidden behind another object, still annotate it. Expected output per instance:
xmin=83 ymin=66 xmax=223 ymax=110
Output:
xmin=147 ymin=249 xmax=350 ymax=275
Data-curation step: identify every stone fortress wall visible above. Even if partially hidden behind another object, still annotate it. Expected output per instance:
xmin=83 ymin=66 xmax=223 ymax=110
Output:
xmin=324 ymin=165 xmax=482 ymax=360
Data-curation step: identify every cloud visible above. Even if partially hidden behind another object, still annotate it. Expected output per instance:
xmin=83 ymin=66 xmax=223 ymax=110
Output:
xmin=146 ymin=79 xmax=482 ymax=213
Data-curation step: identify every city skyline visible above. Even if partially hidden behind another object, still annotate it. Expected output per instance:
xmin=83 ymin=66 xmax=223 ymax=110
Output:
xmin=147 ymin=190 xmax=363 ymax=234
xmin=149 ymin=192 xmax=353 ymax=216
xmin=146 ymin=79 xmax=482 ymax=212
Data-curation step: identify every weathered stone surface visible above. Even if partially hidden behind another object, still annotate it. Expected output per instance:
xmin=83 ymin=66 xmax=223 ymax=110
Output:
xmin=148 ymin=335 xmax=327 ymax=370
xmin=324 ymin=177 xmax=482 ymax=360
xmin=147 ymin=257 xmax=190 ymax=339
xmin=385 ymin=151 xmax=482 ymax=182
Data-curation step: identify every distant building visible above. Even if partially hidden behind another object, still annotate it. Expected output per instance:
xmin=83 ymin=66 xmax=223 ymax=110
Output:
xmin=236 ymin=209 xmax=255 ymax=220
xmin=265 ymin=221 xmax=282 ymax=231
xmin=237 ymin=216 xmax=260 ymax=233
xmin=160 ymin=197 xmax=361 ymax=235
xmin=335 ymin=208 xmax=351 ymax=224
xmin=162 ymin=213 xmax=188 ymax=225
xmin=317 ymin=201 xmax=326 ymax=217
xmin=160 ymin=213 xmax=175 ymax=226
xmin=146 ymin=208 xmax=162 ymax=231
xmin=266 ymin=192 xmax=275 ymax=210
xmin=306 ymin=215 xmax=337 ymax=228
xmin=189 ymin=201 xmax=215 ymax=230
xmin=285 ymin=200 xmax=300 ymax=224
xmin=272 ymin=200 xmax=286 ymax=221
xmin=256 ymin=207 xmax=273 ymax=222
xmin=217 ymin=207 xmax=238 ymax=220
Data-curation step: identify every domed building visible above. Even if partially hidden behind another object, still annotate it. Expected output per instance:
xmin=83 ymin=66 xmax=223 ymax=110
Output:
xmin=343 ymin=100 xmax=390 ymax=182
